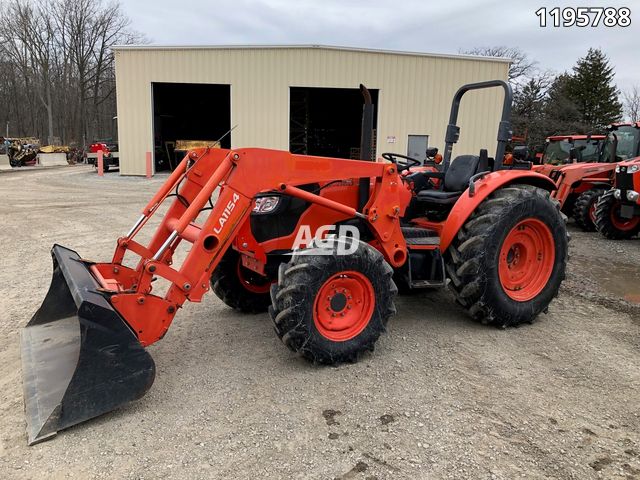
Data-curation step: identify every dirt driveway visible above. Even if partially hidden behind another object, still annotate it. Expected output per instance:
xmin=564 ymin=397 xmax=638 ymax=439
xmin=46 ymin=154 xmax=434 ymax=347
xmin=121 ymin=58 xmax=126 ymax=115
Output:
xmin=0 ymin=166 xmax=639 ymax=479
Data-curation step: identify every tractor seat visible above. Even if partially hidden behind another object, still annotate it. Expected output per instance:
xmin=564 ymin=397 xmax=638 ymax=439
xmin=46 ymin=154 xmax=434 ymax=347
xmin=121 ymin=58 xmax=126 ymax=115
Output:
xmin=416 ymin=154 xmax=483 ymax=205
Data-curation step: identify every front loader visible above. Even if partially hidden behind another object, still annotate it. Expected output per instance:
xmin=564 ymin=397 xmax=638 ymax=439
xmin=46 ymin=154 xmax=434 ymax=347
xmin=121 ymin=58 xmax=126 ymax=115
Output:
xmin=21 ymin=80 xmax=568 ymax=445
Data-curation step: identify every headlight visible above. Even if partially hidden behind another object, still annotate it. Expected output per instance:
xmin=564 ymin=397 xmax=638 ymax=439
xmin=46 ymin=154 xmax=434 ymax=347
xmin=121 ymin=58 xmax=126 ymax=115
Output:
xmin=253 ymin=196 xmax=280 ymax=214
xmin=615 ymin=165 xmax=621 ymax=173
xmin=629 ymin=164 xmax=640 ymax=174
xmin=614 ymin=189 xmax=622 ymax=200
xmin=627 ymin=190 xmax=640 ymax=202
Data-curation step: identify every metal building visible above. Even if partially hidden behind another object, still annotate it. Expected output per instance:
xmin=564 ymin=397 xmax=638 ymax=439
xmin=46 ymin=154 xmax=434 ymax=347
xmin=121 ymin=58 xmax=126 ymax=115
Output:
xmin=113 ymin=45 xmax=510 ymax=176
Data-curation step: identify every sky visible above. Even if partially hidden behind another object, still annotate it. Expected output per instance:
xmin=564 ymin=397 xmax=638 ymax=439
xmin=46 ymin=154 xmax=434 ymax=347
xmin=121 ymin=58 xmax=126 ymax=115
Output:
xmin=118 ymin=0 xmax=638 ymax=91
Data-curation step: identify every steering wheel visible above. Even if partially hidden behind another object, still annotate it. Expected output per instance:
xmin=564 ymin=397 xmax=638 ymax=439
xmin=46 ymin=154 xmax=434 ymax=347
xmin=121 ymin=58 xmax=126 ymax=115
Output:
xmin=382 ymin=153 xmax=421 ymax=172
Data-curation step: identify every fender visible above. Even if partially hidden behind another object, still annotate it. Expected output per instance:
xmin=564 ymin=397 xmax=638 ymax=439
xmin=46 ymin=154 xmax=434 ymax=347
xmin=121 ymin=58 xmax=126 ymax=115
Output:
xmin=582 ymin=181 xmax=613 ymax=189
xmin=439 ymin=170 xmax=556 ymax=251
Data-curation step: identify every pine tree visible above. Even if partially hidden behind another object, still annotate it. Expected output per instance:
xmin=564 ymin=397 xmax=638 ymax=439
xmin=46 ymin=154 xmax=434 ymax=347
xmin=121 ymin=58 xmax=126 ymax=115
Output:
xmin=565 ymin=48 xmax=622 ymax=129
xmin=512 ymin=75 xmax=552 ymax=146
xmin=543 ymin=74 xmax=588 ymax=135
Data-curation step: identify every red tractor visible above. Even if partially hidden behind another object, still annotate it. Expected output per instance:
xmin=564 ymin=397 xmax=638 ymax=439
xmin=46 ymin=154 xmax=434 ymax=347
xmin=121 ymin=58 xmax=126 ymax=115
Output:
xmin=594 ymin=156 xmax=640 ymax=239
xmin=532 ymin=125 xmax=640 ymax=231
xmin=535 ymin=134 xmax=604 ymax=165
xmin=21 ymin=81 xmax=568 ymax=445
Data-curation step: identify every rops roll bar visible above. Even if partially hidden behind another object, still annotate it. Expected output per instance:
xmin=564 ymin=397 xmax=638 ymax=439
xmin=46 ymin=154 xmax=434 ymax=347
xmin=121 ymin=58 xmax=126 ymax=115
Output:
xmin=442 ymin=80 xmax=513 ymax=171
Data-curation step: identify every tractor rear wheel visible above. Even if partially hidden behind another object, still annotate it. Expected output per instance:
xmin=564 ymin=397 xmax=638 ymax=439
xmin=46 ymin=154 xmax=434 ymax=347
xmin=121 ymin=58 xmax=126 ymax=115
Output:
xmin=269 ymin=237 xmax=397 ymax=365
xmin=211 ymin=249 xmax=273 ymax=313
xmin=594 ymin=190 xmax=640 ymax=239
xmin=573 ymin=188 xmax=605 ymax=231
xmin=446 ymin=185 xmax=568 ymax=327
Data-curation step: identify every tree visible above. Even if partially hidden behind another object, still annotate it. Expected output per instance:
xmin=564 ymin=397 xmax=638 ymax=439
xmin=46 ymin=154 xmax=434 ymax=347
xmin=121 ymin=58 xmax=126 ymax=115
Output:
xmin=622 ymin=85 xmax=640 ymax=122
xmin=565 ymin=48 xmax=622 ymax=129
xmin=460 ymin=46 xmax=537 ymax=86
xmin=0 ymin=0 xmax=144 ymax=145
xmin=543 ymin=74 xmax=588 ymax=135
xmin=511 ymin=72 xmax=553 ymax=146
xmin=3 ymin=0 xmax=60 ymax=144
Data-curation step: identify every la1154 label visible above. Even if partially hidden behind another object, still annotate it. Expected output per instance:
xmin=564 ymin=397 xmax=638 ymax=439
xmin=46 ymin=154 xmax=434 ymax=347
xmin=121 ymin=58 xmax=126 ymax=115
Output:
xmin=535 ymin=7 xmax=631 ymax=27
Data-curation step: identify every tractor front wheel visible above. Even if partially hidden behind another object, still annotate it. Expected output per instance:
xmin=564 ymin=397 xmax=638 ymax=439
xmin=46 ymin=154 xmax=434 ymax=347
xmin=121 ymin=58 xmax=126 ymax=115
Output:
xmin=573 ymin=188 xmax=605 ymax=231
xmin=446 ymin=185 xmax=568 ymax=327
xmin=269 ymin=237 xmax=397 ymax=364
xmin=594 ymin=190 xmax=640 ymax=239
xmin=211 ymin=250 xmax=273 ymax=313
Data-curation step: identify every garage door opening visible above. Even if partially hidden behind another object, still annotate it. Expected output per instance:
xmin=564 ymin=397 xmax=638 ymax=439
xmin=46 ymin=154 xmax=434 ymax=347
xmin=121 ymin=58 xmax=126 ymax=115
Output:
xmin=152 ymin=82 xmax=231 ymax=171
xmin=290 ymin=87 xmax=379 ymax=159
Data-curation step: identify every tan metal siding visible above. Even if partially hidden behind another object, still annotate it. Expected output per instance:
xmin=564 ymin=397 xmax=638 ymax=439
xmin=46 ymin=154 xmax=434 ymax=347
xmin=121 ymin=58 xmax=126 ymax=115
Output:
xmin=114 ymin=47 xmax=509 ymax=176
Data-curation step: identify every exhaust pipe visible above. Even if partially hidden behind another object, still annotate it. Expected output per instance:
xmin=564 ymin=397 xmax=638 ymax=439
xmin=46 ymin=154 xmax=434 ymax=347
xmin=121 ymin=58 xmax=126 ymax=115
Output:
xmin=358 ymin=84 xmax=374 ymax=212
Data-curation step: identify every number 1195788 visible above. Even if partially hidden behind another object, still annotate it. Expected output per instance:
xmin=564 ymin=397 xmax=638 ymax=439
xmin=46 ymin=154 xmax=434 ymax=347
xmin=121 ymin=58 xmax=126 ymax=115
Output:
xmin=535 ymin=7 xmax=631 ymax=27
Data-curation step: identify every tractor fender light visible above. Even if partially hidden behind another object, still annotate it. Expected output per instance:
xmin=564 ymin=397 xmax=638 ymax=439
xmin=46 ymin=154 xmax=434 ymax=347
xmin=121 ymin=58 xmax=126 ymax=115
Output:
xmin=613 ymin=189 xmax=622 ymax=200
xmin=627 ymin=190 xmax=640 ymax=202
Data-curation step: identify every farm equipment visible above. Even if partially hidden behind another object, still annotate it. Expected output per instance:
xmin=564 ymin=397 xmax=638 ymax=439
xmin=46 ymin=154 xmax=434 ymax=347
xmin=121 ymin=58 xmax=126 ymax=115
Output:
xmin=535 ymin=134 xmax=604 ymax=165
xmin=594 ymin=157 xmax=640 ymax=239
xmin=21 ymin=80 xmax=568 ymax=445
xmin=531 ymin=126 xmax=638 ymax=231
xmin=7 ymin=138 xmax=39 ymax=167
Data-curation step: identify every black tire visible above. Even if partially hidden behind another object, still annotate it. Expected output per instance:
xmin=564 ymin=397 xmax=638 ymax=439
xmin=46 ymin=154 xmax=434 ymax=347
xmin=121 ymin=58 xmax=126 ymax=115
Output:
xmin=269 ymin=237 xmax=397 ymax=365
xmin=210 ymin=250 xmax=273 ymax=313
xmin=446 ymin=185 xmax=568 ymax=328
xmin=103 ymin=162 xmax=110 ymax=172
xmin=594 ymin=190 xmax=640 ymax=239
xmin=573 ymin=188 xmax=605 ymax=231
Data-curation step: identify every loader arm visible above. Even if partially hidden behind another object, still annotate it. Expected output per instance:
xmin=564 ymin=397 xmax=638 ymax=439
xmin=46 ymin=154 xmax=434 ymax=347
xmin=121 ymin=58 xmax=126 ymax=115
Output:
xmin=104 ymin=147 xmax=410 ymax=347
xmin=21 ymin=146 xmax=410 ymax=446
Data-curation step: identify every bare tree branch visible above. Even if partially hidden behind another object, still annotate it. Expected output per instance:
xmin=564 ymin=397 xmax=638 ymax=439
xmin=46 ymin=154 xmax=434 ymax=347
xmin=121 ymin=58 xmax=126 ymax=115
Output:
xmin=623 ymin=85 xmax=640 ymax=123
xmin=460 ymin=46 xmax=538 ymax=87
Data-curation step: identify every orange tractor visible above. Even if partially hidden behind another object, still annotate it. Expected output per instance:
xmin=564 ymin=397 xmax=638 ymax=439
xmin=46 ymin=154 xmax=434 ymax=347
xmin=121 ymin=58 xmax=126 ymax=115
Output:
xmin=594 ymin=156 xmax=640 ymax=239
xmin=535 ymin=134 xmax=604 ymax=165
xmin=532 ymin=125 xmax=639 ymax=231
xmin=21 ymin=81 xmax=568 ymax=445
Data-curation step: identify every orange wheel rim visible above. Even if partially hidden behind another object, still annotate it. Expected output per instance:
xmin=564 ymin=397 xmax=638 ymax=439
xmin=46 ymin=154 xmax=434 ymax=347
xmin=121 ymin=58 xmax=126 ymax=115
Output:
xmin=610 ymin=203 xmax=640 ymax=231
xmin=236 ymin=259 xmax=272 ymax=294
xmin=498 ymin=218 xmax=555 ymax=302
xmin=313 ymin=271 xmax=375 ymax=341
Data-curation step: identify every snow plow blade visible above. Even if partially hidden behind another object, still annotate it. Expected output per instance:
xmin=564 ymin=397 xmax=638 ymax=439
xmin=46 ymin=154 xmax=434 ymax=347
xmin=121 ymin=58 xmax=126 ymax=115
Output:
xmin=21 ymin=244 xmax=155 ymax=445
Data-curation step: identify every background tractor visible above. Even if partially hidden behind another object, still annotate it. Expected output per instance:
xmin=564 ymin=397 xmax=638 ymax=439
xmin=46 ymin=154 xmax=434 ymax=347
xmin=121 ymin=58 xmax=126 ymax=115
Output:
xmin=532 ymin=124 xmax=640 ymax=231
xmin=535 ymin=134 xmax=604 ymax=166
xmin=21 ymin=81 xmax=568 ymax=445
xmin=594 ymin=157 xmax=640 ymax=239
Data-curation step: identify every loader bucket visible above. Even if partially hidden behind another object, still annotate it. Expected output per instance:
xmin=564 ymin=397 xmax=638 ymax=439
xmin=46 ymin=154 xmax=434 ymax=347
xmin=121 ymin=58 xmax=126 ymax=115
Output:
xmin=21 ymin=245 xmax=155 ymax=445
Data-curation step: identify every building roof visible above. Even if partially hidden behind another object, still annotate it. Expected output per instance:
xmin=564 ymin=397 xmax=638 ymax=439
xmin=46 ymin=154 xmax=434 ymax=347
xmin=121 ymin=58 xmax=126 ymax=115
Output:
xmin=111 ymin=43 xmax=512 ymax=64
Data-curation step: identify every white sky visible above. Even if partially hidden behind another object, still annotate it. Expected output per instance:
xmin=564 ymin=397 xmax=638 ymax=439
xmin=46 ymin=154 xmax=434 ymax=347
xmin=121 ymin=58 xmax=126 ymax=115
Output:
xmin=119 ymin=0 xmax=638 ymax=91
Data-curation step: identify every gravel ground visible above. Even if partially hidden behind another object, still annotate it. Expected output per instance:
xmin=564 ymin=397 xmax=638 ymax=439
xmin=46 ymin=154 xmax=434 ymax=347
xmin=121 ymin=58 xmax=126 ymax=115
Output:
xmin=0 ymin=165 xmax=639 ymax=480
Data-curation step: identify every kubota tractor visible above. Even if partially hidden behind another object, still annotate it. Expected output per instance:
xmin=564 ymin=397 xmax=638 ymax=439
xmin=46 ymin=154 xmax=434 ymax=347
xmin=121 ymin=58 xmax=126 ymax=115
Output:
xmin=594 ymin=157 xmax=640 ymax=239
xmin=535 ymin=134 xmax=604 ymax=165
xmin=532 ymin=124 xmax=640 ymax=231
xmin=21 ymin=80 xmax=568 ymax=445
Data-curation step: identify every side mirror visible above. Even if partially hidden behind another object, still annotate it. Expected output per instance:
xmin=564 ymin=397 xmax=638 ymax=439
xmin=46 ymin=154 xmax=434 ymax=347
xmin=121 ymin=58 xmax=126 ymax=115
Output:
xmin=569 ymin=147 xmax=583 ymax=162
xmin=513 ymin=146 xmax=530 ymax=161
